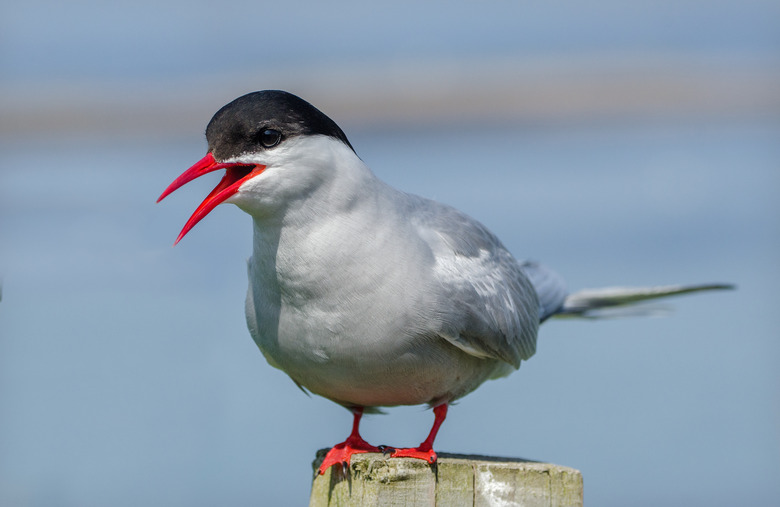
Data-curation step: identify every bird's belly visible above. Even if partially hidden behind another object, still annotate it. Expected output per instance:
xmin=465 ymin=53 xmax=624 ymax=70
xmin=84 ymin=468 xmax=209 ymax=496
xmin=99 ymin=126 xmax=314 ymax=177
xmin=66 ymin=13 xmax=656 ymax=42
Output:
xmin=271 ymin=333 xmax=498 ymax=407
xmin=247 ymin=296 xmax=500 ymax=408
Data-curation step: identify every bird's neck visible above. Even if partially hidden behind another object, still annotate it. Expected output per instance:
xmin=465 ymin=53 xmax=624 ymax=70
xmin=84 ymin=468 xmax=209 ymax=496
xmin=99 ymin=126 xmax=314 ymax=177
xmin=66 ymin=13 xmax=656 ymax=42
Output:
xmin=247 ymin=158 xmax=389 ymax=282
xmin=246 ymin=168 xmax=416 ymax=309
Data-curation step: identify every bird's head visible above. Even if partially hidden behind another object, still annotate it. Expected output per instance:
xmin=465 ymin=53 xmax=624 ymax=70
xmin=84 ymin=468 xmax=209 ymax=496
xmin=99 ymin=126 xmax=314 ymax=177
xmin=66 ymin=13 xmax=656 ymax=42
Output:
xmin=158 ymin=90 xmax=355 ymax=244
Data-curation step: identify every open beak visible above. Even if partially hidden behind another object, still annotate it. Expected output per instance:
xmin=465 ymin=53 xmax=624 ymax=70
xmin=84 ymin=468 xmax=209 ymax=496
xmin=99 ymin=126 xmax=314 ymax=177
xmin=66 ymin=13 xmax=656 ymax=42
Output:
xmin=158 ymin=152 xmax=266 ymax=244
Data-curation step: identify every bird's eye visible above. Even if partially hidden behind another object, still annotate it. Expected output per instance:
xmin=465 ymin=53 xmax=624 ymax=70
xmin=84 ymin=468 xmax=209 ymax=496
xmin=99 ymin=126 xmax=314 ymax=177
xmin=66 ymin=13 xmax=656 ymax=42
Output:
xmin=259 ymin=129 xmax=282 ymax=148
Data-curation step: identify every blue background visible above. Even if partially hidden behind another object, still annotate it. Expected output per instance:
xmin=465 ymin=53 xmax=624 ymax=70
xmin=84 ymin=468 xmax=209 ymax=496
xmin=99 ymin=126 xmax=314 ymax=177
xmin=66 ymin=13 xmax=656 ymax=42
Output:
xmin=1 ymin=1 xmax=778 ymax=505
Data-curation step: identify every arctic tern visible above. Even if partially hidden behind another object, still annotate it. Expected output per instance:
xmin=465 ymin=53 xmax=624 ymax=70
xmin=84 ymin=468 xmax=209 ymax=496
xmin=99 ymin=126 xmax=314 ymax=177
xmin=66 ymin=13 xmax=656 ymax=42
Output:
xmin=158 ymin=90 xmax=731 ymax=474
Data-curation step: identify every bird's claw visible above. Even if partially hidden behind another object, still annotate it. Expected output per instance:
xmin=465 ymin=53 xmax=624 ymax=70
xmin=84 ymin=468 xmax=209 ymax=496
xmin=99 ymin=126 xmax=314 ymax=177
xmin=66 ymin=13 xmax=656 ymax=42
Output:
xmin=378 ymin=445 xmax=396 ymax=456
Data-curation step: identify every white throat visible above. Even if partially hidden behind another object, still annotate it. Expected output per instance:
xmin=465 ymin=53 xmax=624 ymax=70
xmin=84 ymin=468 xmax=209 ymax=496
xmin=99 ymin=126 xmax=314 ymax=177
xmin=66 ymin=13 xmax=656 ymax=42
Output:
xmin=226 ymin=135 xmax=374 ymax=223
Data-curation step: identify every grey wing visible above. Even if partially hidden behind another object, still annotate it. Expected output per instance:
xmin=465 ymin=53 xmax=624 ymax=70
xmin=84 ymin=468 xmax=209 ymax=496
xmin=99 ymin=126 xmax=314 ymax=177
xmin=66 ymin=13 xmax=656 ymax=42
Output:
xmin=411 ymin=198 xmax=541 ymax=369
xmin=519 ymin=261 xmax=568 ymax=321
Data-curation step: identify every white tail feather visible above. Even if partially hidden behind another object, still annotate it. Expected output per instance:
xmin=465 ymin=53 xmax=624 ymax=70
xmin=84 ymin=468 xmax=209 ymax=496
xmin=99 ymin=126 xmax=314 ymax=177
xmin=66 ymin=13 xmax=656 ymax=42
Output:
xmin=554 ymin=283 xmax=734 ymax=319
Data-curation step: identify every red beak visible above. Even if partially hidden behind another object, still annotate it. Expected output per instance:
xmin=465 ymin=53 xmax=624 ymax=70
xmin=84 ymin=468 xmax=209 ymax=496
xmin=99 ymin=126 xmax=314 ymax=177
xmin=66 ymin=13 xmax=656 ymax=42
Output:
xmin=158 ymin=152 xmax=266 ymax=244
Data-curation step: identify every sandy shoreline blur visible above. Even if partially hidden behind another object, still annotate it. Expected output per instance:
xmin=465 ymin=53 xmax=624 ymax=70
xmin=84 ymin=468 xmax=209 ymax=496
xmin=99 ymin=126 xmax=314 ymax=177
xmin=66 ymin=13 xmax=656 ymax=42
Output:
xmin=2 ymin=51 xmax=778 ymax=136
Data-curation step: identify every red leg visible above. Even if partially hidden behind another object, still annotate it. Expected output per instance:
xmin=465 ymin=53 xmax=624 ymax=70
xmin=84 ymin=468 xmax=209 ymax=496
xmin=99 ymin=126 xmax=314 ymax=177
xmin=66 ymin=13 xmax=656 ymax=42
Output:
xmin=390 ymin=403 xmax=448 ymax=464
xmin=318 ymin=407 xmax=381 ymax=474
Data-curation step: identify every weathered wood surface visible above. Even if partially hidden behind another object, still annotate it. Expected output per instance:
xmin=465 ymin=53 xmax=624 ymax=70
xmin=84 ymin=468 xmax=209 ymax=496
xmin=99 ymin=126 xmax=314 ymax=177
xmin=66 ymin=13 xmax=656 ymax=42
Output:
xmin=310 ymin=450 xmax=583 ymax=507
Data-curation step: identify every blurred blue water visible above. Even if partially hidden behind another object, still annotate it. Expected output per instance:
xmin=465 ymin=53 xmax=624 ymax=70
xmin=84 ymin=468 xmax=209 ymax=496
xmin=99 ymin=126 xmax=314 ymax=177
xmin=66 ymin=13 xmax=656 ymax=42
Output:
xmin=1 ymin=117 xmax=778 ymax=506
xmin=2 ymin=1 xmax=778 ymax=82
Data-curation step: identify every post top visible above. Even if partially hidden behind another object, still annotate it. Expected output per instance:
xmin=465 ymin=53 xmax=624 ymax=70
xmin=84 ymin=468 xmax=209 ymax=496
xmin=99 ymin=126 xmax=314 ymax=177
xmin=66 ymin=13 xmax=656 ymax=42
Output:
xmin=311 ymin=450 xmax=583 ymax=507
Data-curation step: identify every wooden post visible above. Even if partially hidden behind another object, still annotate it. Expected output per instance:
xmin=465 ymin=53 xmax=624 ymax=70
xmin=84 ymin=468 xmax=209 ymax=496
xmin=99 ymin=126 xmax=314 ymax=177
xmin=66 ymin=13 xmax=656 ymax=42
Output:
xmin=310 ymin=450 xmax=583 ymax=507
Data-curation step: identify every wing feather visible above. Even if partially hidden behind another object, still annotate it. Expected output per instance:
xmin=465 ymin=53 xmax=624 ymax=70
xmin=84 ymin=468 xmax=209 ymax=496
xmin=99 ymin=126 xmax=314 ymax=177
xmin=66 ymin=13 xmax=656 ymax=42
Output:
xmin=408 ymin=196 xmax=540 ymax=368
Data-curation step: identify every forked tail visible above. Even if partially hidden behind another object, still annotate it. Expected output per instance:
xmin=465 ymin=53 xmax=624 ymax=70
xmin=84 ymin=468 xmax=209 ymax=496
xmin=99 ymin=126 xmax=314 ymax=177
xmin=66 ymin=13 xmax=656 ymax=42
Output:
xmin=554 ymin=283 xmax=735 ymax=319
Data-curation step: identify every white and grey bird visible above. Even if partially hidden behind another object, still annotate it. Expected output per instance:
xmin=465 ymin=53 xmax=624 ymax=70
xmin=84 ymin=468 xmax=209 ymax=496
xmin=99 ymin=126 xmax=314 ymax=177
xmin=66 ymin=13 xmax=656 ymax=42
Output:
xmin=158 ymin=90 xmax=731 ymax=473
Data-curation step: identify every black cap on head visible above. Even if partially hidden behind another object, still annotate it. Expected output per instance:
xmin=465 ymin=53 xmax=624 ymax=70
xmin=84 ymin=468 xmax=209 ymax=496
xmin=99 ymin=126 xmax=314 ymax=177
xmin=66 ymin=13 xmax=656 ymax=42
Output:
xmin=205 ymin=90 xmax=355 ymax=161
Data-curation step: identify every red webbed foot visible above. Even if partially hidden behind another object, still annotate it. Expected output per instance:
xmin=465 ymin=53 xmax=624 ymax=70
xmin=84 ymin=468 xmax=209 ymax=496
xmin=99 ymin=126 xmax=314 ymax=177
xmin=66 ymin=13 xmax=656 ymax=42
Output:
xmin=318 ymin=434 xmax=382 ymax=474
xmin=388 ymin=445 xmax=438 ymax=464
xmin=318 ymin=407 xmax=381 ymax=475
xmin=388 ymin=404 xmax=447 ymax=464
